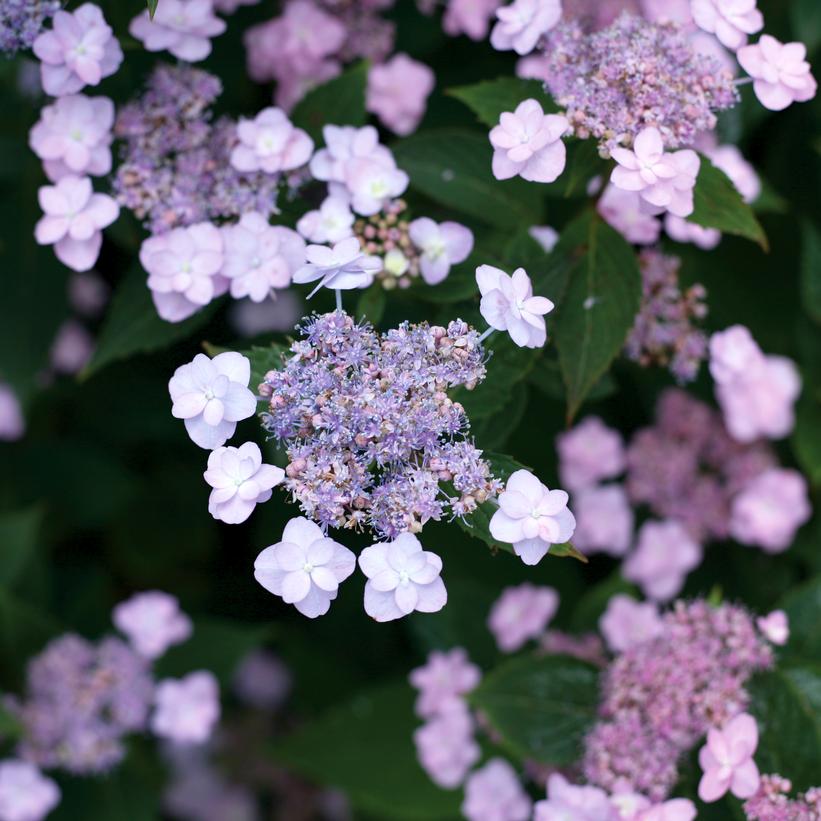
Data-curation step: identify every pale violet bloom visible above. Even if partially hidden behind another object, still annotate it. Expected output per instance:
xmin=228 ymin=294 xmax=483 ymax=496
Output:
xmin=533 ymin=774 xmax=613 ymax=820
xmin=490 ymin=99 xmax=569 ymax=183
xmin=756 ymin=610 xmax=789 ymax=645
xmin=698 ymin=713 xmax=760 ymax=802
xmin=0 ymin=384 xmax=25 ymax=442
xmin=707 ymin=144 xmax=761 ymax=203
xmin=571 ymin=484 xmax=633 ymax=557
xmin=34 ymin=175 xmax=119 ymax=272
xmin=345 ymin=157 xmax=410 ymax=216
xmin=557 ymin=416 xmax=626 ymax=492
xmin=476 ymin=264 xmax=554 ymax=348
xmin=737 ymin=35 xmax=817 ymax=111
xmin=490 ymin=0 xmax=561 ymax=56
xmin=293 ymin=236 xmax=381 ymax=296
xmin=129 ymin=0 xmax=226 ymax=62
xmin=709 ymin=325 xmax=764 ymax=384
xmin=152 ymin=671 xmax=220 ymax=745
xmin=254 ymin=517 xmax=356 ymax=618
xmin=230 ymin=107 xmax=313 ymax=174
xmin=309 ymin=124 xmax=395 ymax=185
xmin=366 ymin=54 xmax=435 ymax=136
xmin=221 ymin=212 xmax=305 ymax=303
xmin=204 ymin=442 xmax=284 ymax=524
xmin=664 ymin=214 xmax=721 ymax=249
xmin=488 ymin=583 xmax=559 ymax=652
xmin=528 ymin=225 xmax=559 ymax=252
xmin=598 ymin=184 xmax=662 ymax=246
xmin=113 ymin=591 xmax=193 ymax=660
xmin=691 ymin=0 xmax=763 ymax=51
xmin=359 ymin=533 xmax=447 ymax=622
xmin=409 ymin=649 xmax=481 ymax=719
xmin=33 ymin=3 xmax=123 ymax=97
xmin=611 ymin=127 xmax=701 ymax=218
xmin=408 ymin=217 xmax=474 ymax=285
xmin=168 ymin=352 xmax=257 ymax=450
xmin=599 ymin=594 xmax=664 ymax=654
xmin=0 ymin=760 xmax=60 ymax=821
xmin=461 ymin=758 xmax=532 ymax=821
xmin=488 ymin=469 xmax=576 ymax=565
xmin=296 ymin=195 xmax=355 ymax=244
xmin=414 ymin=700 xmax=480 ymax=789
xmin=29 ymin=94 xmax=114 ymax=182
xmin=640 ymin=799 xmax=698 ymax=821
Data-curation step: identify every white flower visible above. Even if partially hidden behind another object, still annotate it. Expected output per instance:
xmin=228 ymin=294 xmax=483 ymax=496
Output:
xmin=345 ymin=157 xmax=410 ymax=216
xmin=292 ymin=236 xmax=381 ymax=296
xmin=0 ymin=760 xmax=60 ymax=821
xmin=151 ymin=671 xmax=220 ymax=745
xmin=476 ymin=264 xmax=554 ymax=348
xmin=489 ymin=469 xmax=576 ymax=565
xmin=113 ymin=591 xmax=193 ymax=660
xmin=168 ymin=352 xmax=257 ymax=450
xmin=254 ymin=517 xmax=356 ymax=618
xmin=408 ymin=218 xmax=474 ymax=285
xmin=204 ymin=442 xmax=284 ymax=524
xmin=296 ymin=194 xmax=355 ymax=244
xmin=358 ymin=533 xmax=447 ymax=622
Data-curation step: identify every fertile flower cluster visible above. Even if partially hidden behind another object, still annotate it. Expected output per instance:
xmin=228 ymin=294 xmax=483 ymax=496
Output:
xmin=582 ymin=600 xmax=773 ymax=801
xmin=0 ymin=0 xmax=59 ymax=54
xmin=624 ymin=250 xmax=708 ymax=383
xmin=743 ymin=775 xmax=821 ymax=820
xmin=540 ymin=13 xmax=738 ymax=153
xmin=260 ymin=311 xmax=499 ymax=539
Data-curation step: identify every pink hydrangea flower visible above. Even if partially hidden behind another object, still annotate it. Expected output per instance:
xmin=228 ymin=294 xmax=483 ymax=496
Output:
xmin=698 ymin=713 xmax=760 ymax=802
xmin=707 ymin=144 xmax=761 ymax=203
xmin=29 ymin=94 xmax=114 ymax=181
xmin=623 ymin=519 xmax=702 ymax=601
xmin=756 ymin=610 xmax=789 ymax=646
xmin=691 ymin=0 xmax=763 ymax=51
xmin=409 ymin=648 xmax=481 ymax=719
xmin=310 ymin=124 xmax=395 ymax=182
xmin=254 ymin=516 xmax=356 ymax=618
xmin=367 ymin=54 xmax=435 ymax=136
xmin=571 ymin=484 xmax=634 ymax=557
xmin=49 ymin=320 xmax=94 ymax=375
xmin=232 ymin=650 xmax=291 ymax=709
xmin=638 ymin=799 xmax=697 ymax=821
xmin=709 ymin=325 xmax=763 ymax=384
xmin=293 ymin=236 xmax=381 ymax=295
xmin=476 ymin=264 xmax=554 ymax=348
xmin=0 ymin=760 xmax=60 ymax=821
xmin=152 ymin=671 xmax=221 ymax=745
xmin=534 ymin=774 xmax=614 ymax=820
xmin=489 ymin=469 xmax=576 ymax=565
xmin=599 ymin=594 xmax=664 ymax=654
xmin=528 ymin=225 xmax=559 ymax=252
xmin=221 ymin=213 xmax=305 ymax=303
xmin=345 ymin=157 xmax=410 ymax=216
xmin=413 ymin=700 xmax=480 ymax=788
xmin=140 ymin=222 xmax=228 ymax=323
xmin=296 ymin=195 xmax=355 ymax=244
xmin=113 ymin=591 xmax=193 ymax=660
xmin=598 ymin=185 xmax=662 ymax=246
xmin=359 ymin=533 xmax=447 ymax=622
xmin=34 ymin=174 xmax=118 ymax=272
xmin=204 ymin=442 xmax=285 ymax=524
xmin=664 ymin=214 xmax=721 ymax=249
xmin=213 ymin=0 xmax=260 ymax=12
xmin=443 ymin=0 xmax=502 ymax=40
xmin=462 ymin=758 xmax=532 ymax=821
xmin=408 ymin=218 xmax=474 ymax=285
xmin=737 ymin=35 xmax=817 ymax=111
xmin=488 ymin=583 xmax=559 ymax=652
xmin=230 ymin=107 xmax=313 ymax=174
xmin=129 ymin=0 xmax=226 ymax=62
xmin=640 ymin=0 xmax=694 ymax=25
xmin=557 ymin=416 xmax=626 ymax=492
xmin=168 ymin=352 xmax=257 ymax=450
xmin=729 ymin=468 xmax=811 ymax=553
xmin=490 ymin=99 xmax=569 ymax=183
xmin=0 ymin=384 xmax=25 ymax=442
xmin=490 ymin=0 xmax=561 ymax=55
xmin=611 ymin=127 xmax=701 ymax=218
xmin=33 ymin=3 xmax=123 ymax=97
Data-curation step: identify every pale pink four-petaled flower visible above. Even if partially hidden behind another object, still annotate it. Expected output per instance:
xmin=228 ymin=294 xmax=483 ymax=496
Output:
xmin=490 ymin=99 xmax=569 ymax=184
xmin=230 ymin=107 xmax=314 ymax=174
xmin=113 ymin=591 xmax=193 ymax=660
xmin=34 ymin=174 xmax=119 ymax=272
xmin=366 ymin=54 xmax=435 ymax=137
xmin=129 ymin=0 xmax=226 ymax=62
xmin=756 ymin=609 xmax=789 ymax=645
xmin=477 ymin=265 xmax=554 ymax=348
xmin=152 ymin=670 xmax=221 ymax=745
xmin=204 ymin=442 xmax=285 ymax=524
xmin=408 ymin=218 xmax=474 ymax=285
xmin=359 ymin=533 xmax=447 ymax=622
xmin=490 ymin=0 xmax=561 ymax=56
xmin=738 ymin=34 xmax=817 ymax=111
xmin=691 ymin=0 xmax=763 ymax=51
xmin=293 ymin=236 xmax=382 ymax=295
xmin=413 ymin=699 xmax=480 ymax=789
xmin=611 ymin=127 xmax=701 ymax=218
xmin=296 ymin=195 xmax=355 ymax=244
xmin=33 ymin=3 xmax=123 ymax=97
xmin=168 ymin=352 xmax=257 ymax=450
xmin=557 ymin=415 xmax=626 ymax=493
xmin=461 ymin=758 xmax=532 ymax=821
xmin=489 ymin=469 xmax=576 ymax=566
xmin=599 ymin=594 xmax=664 ymax=654
xmin=487 ymin=583 xmax=559 ymax=652
xmin=254 ymin=517 xmax=357 ymax=618
xmin=0 ymin=760 xmax=61 ymax=821
xmin=571 ymin=484 xmax=634 ymax=558
xmin=698 ymin=713 xmax=761 ymax=803
xmin=409 ymin=648 xmax=481 ymax=719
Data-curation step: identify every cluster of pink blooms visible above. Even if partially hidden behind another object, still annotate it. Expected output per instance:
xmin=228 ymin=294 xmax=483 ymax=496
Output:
xmin=244 ymin=0 xmax=395 ymax=110
xmin=743 ymin=775 xmax=821 ymax=820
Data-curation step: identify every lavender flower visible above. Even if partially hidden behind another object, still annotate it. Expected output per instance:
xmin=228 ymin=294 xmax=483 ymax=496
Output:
xmin=261 ymin=311 xmax=500 ymax=539
xmin=0 ymin=0 xmax=59 ymax=54
xmin=541 ymin=13 xmax=738 ymax=153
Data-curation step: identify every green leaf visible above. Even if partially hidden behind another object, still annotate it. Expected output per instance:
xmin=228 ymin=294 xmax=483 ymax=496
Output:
xmin=392 ymin=129 xmax=543 ymax=229
xmin=791 ymin=0 xmax=821 ymax=54
xmin=749 ymin=668 xmax=821 ymax=791
xmin=470 ymin=382 xmax=529 ymax=450
xmin=273 ymin=681 xmax=461 ymax=820
xmin=83 ymin=266 xmax=220 ymax=378
xmin=146 ymin=0 xmax=158 ymax=19
xmin=560 ymin=140 xmax=607 ymax=199
xmin=0 ymin=507 xmax=42 ymax=590
xmin=291 ymin=62 xmax=369 ymax=143
xmin=553 ymin=211 xmax=642 ymax=421
xmin=527 ymin=358 xmax=617 ymax=403
xmin=356 ymin=284 xmax=387 ymax=325
xmin=470 ymin=654 xmax=600 ymax=765
xmin=0 ymin=590 xmax=60 ymax=673
xmin=778 ymin=575 xmax=821 ymax=661
xmin=793 ymin=394 xmax=821 ymax=486
xmin=448 ymin=77 xmax=551 ymax=127
xmin=689 ymin=156 xmax=768 ymax=249
xmin=800 ymin=220 xmax=821 ymax=324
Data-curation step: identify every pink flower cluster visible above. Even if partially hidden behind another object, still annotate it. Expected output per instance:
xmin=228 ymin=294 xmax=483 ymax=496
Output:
xmin=743 ymin=774 xmax=821 ymax=820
